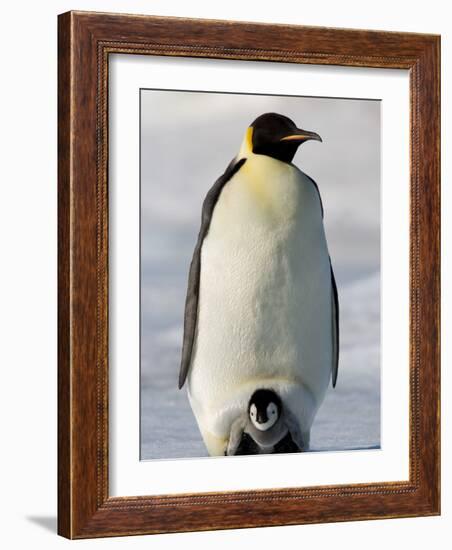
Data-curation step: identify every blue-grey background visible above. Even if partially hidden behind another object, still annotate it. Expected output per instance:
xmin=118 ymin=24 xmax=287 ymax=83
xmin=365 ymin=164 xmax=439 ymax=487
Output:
xmin=140 ymin=90 xmax=380 ymax=459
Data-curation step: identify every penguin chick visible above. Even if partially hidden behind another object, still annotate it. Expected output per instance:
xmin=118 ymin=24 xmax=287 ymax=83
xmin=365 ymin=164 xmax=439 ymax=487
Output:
xmin=226 ymin=389 xmax=305 ymax=456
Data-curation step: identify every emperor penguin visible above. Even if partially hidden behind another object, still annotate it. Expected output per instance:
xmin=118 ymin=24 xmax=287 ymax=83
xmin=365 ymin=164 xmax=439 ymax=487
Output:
xmin=178 ymin=113 xmax=339 ymax=457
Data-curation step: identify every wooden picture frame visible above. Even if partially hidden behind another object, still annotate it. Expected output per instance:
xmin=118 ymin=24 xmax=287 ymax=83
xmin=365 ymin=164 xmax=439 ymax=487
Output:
xmin=58 ymin=11 xmax=440 ymax=538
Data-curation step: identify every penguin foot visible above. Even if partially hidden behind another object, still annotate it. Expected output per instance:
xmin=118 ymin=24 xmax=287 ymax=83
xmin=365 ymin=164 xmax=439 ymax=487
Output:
xmin=273 ymin=432 xmax=302 ymax=454
xmin=233 ymin=432 xmax=260 ymax=455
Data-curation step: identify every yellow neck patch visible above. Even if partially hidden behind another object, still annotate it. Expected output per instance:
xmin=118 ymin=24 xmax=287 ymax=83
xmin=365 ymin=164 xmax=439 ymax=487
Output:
xmin=245 ymin=126 xmax=253 ymax=151
xmin=239 ymin=126 xmax=254 ymax=157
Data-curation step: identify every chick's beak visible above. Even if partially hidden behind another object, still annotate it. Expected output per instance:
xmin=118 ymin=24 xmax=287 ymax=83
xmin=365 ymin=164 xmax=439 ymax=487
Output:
xmin=280 ymin=129 xmax=322 ymax=143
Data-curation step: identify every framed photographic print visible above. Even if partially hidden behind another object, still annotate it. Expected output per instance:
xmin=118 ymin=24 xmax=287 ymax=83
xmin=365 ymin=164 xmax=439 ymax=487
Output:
xmin=58 ymin=11 xmax=440 ymax=538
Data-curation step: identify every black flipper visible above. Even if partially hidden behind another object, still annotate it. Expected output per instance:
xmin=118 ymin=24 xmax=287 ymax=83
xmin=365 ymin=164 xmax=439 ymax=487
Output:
xmin=330 ymin=260 xmax=339 ymax=388
xmin=178 ymin=157 xmax=247 ymax=389
xmin=303 ymin=170 xmax=340 ymax=388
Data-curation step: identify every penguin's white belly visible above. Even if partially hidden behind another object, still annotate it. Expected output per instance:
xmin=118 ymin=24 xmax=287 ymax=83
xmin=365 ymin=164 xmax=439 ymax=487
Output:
xmin=187 ymin=155 xmax=332 ymax=447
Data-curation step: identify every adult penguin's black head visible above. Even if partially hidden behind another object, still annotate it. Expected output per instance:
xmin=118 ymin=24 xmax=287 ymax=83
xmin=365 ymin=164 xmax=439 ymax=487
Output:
xmin=250 ymin=112 xmax=322 ymax=163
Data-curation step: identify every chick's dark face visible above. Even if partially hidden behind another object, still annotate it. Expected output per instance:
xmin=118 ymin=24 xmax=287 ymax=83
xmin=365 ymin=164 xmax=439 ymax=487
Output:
xmin=251 ymin=112 xmax=322 ymax=163
xmin=248 ymin=389 xmax=282 ymax=432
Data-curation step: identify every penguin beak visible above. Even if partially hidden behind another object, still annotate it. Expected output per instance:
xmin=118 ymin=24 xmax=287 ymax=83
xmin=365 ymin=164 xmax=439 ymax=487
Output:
xmin=280 ymin=129 xmax=323 ymax=143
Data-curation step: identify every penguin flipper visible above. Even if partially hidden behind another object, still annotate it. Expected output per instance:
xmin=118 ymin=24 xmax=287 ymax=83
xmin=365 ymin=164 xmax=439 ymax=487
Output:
xmin=330 ymin=261 xmax=339 ymax=388
xmin=178 ymin=157 xmax=247 ymax=389
xmin=302 ymin=171 xmax=339 ymax=386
